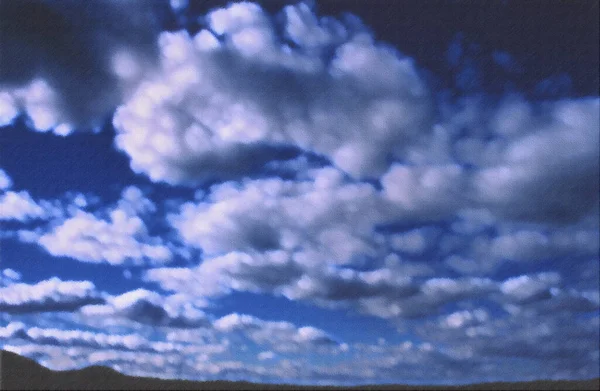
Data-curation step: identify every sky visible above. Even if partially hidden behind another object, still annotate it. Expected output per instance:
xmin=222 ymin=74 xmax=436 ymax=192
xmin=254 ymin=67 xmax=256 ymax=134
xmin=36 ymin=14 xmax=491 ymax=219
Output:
xmin=0 ymin=0 xmax=599 ymax=386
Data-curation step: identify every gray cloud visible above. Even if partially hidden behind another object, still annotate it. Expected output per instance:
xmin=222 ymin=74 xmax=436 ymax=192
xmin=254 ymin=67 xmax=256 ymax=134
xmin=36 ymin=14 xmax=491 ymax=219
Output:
xmin=80 ymin=289 xmax=209 ymax=329
xmin=0 ymin=0 xmax=168 ymax=132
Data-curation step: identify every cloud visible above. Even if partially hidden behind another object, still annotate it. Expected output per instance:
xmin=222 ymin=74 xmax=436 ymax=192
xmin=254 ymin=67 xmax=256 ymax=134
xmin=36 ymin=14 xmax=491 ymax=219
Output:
xmin=354 ymin=276 xmax=497 ymax=320
xmin=0 ymin=277 xmax=104 ymax=314
xmin=445 ymin=221 xmax=600 ymax=275
xmin=0 ymin=190 xmax=60 ymax=222
xmin=80 ymin=289 xmax=209 ymax=328
xmin=0 ymin=168 xmax=12 ymax=190
xmin=499 ymin=272 xmax=561 ymax=304
xmin=168 ymin=167 xmax=388 ymax=265
xmin=112 ymin=2 xmax=432 ymax=183
xmin=36 ymin=186 xmax=171 ymax=265
xmin=381 ymin=163 xmax=468 ymax=221
xmin=257 ymin=351 xmax=275 ymax=361
xmin=0 ymin=322 xmax=28 ymax=339
xmin=145 ymin=252 xmax=496 ymax=321
xmin=0 ymin=0 xmax=169 ymax=132
xmin=214 ymin=313 xmax=341 ymax=353
xmin=2 ymin=268 xmax=21 ymax=281
xmin=21 ymin=327 xmax=146 ymax=351
xmin=470 ymin=98 xmax=600 ymax=224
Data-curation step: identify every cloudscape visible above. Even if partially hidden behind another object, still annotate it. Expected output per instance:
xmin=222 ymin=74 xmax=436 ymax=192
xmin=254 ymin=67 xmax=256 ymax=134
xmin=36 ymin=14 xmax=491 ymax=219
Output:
xmin=0 ymin=0 xmax=599 ymax=386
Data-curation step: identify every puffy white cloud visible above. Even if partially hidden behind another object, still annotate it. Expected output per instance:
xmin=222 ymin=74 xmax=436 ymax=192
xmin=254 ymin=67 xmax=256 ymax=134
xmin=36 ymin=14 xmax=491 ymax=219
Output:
xmin=0 ymin=190 xmax=59 ymax=222
xmin=0 ymin=277 xmax=104 ymax=313
xmin=112 ymin=2 xmax=432 ymax=184
xmin=500 ymin=272 xmax=561 ymax=304
xmin=36 ymin=186 xmax=171 ymax=265
xmin=214 ymin=313 xmax=340 ymax=353
xmin=440 ymin=309 xmax=490 ymax=329
xmin=37 ymin=210 xmax=170 ymax=265
xmin=168 ymin=168 xmax=387 ymax=266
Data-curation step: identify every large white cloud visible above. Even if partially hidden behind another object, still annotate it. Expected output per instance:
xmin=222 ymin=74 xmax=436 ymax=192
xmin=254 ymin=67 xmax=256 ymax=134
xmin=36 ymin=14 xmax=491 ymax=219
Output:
xmin=112 ymin=2 xmax=432 ymax=183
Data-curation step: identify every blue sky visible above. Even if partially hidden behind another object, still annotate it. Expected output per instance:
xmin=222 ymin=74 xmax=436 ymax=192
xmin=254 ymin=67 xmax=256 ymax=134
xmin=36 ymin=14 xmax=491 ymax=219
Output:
xmin=0 ymin=0 xmax=599 ymax=386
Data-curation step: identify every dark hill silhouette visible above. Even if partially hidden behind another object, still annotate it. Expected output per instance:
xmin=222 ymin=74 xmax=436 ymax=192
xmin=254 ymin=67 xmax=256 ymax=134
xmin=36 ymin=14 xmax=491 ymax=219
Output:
xmin=1 ymin=350 xmax=598 ymax=390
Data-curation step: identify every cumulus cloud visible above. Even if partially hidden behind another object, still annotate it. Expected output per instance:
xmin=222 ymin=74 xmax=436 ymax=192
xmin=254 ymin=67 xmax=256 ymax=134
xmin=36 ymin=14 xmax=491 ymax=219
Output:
xmin=470 ymin=98 xmax=600 ymax=224
xmin=0 ymin=168 xmax=13 ymax=190
xmin=80 ymin=288 xmax=209 ymax=328
xmin=36 ymin=186 xmax=171 ymax=265
xmin=145 ymin=250 xmax=417 ymax=310
xmin=0 ymin=277 xmax=104 ymax=313
xmin=381 ymin=163 xmax=468 ymax=221
xmin=0 ymin=190 xmax=60 ymax=222
xmin=145 ymin=252 xmax=497 ymax=321
xmin=0 ymin=0 xmax=169 ymax=132
xmin=214 ymin=313 xmax=341 ymax=353
xmin=499 ymin=272 xmax=560 ymax=304
xmin=445 ymin=222 xmax=600 ymax=275
xmin=112 ymin=2 xmax=432 ymax=183
xmin=2 ymin=268 xmax=21 ymax=281
xmin=168 ymin=167 xmax=388 ymax=265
